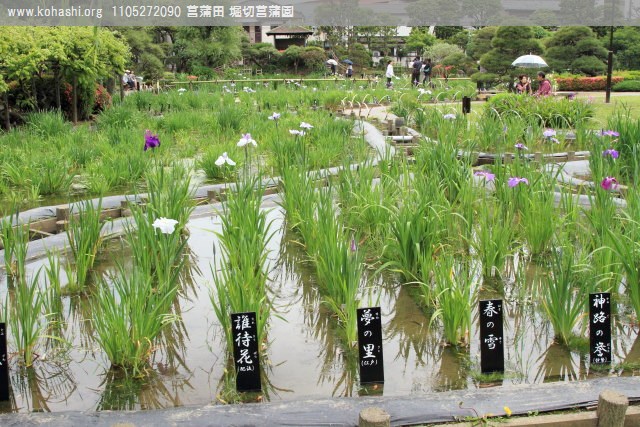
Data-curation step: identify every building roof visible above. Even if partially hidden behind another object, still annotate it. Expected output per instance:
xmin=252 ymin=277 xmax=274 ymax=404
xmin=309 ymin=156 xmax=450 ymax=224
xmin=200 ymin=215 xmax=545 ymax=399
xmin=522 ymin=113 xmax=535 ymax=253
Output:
xmin=266 ymin=25 xmax=314 ymax=36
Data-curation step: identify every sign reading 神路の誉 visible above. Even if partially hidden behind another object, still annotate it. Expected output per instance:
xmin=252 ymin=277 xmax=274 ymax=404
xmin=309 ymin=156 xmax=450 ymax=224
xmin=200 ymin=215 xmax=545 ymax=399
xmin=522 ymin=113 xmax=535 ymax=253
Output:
xmin=479 ymin=299 xmax=504 ymax=374
xmin=357 ymin=307 xmax=384 ymax=384
xmin=590 ymin=293 xmax=612 ymax=365
xmin=230 ymin=312 xmax=261 ymax=392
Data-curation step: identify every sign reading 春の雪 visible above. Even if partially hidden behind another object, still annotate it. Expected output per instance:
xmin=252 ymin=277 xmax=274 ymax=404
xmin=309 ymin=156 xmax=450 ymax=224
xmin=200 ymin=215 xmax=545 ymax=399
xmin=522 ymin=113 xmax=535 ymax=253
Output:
xmin=357 ymin=307 xmax=384 ymax=384
xmin=479 ymin=299 xmax=504 ymax=374
xmin=0 ymin=323 xmax=8 ymax=401
xmin=590 ymin=293 xmax=612 ymax=365
xmin=230 ymin=312 xmax=261 ymax=392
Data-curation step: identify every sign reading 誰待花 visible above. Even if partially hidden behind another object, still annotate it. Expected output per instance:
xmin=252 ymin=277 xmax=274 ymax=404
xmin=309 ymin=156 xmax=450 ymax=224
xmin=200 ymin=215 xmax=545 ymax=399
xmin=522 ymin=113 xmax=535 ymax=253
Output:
xmin=479 ymin=299 xmax=504 ymax=374
xmin=230 ymin=312 xmax=261 ymax=392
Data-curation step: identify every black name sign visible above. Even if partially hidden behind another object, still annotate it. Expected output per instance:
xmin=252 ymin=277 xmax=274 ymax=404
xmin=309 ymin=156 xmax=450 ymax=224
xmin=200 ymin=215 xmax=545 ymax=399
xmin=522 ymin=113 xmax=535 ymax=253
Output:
xmin=0 ymin=323 xmax=8 ymax=401
xmin=230 ymin=312 xmax=261 ymax=392
xmin=479 ymin=299 xmax=504 ymax=374
xmin=590 ymin=293 xmax=612 ymax=365
xmin=357 ymin=307 xmax=384 ymax=384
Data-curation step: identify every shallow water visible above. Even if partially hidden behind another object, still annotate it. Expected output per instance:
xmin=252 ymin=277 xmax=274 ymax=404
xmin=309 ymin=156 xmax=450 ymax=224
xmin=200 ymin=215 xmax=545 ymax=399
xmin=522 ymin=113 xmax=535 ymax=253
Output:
xmin=0 ymin=207 xmax=637 ymax=412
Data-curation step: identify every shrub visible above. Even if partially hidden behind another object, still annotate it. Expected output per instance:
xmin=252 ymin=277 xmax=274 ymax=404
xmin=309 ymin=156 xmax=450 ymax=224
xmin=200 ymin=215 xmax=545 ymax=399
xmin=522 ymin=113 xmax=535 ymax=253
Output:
xmin=612 ymin=80 xmax=640 ymax=92
xmin=485 ymin=93 xmax=594 ymax=128
xmin=555 ymin=76 xmax=624 ymax=91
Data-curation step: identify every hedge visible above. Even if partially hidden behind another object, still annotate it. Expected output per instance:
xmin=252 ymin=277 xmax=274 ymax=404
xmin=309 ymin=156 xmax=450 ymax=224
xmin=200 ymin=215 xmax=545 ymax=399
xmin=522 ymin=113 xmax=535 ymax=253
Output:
xmin=555 ymin=76 xmax=624 ymax=91
xmin=485 ymin=93 xmax=594 ymax=128
xmin=612 ymin=80 xmax=640 ymax=92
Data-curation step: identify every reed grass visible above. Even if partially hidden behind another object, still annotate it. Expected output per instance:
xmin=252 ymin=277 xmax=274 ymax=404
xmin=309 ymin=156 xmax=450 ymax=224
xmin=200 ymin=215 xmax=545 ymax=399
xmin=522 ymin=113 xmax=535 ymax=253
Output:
xmin=431 ymin=255 xmax=477 ymax=347
xmin=313 ymin=187 xmax=363 ymax=346
xmin=384 ymin=183 xmax=446 ymax=281
xmin=66 ymin=199 xmax=104 ymax=292
xmin=473 ymin=201 xmax=514 ymax=279
xmin=539 ymin=245 xmax=588 ymax=346
xmin=92 ymin=265 xmax=179 ymax=376
xmin=9 ymin=267 xmax=45 ymax=366
xmin=210 ymin=175 xmax=273 ymax=354
xmin=1 ymin=216 xmax=29 ymax=280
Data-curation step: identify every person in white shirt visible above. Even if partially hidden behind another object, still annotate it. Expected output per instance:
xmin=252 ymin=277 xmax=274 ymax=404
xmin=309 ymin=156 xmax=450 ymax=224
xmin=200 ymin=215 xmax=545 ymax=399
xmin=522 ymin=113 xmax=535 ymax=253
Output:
xmin=385 ymin=60 xmax=396 ymax=88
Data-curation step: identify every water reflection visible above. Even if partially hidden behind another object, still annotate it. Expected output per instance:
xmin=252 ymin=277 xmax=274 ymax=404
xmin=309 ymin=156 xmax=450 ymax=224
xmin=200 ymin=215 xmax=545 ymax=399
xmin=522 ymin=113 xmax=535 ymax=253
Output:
xmin=10 ymin=363 xmax=76 ymax=412
xmin=385 ymin=285 xmax=435 ymax=367
xmin=433 ymin=347 xmax=469 ymax=392
xmin=535 ymin=343 xmax=583 ymax=383
xmin=96 ymin=367 xmax=192 ymax=410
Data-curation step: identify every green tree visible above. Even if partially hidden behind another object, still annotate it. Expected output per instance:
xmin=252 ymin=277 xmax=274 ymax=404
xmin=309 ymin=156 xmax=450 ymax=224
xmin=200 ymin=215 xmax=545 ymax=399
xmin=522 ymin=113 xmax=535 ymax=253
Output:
xmin=425 ymin=42 xmax=463 ymax=64
xmin=171 ymin=27 xmax=242 ymax=72
xmin=300 ymin=47 xmax=327 ymax=72
xmin=434 ymin=26 xmax=464 ymax=40
xmin=612 ymin=27 xmax=640 ymax=70
xmin=116 ymin=27 xmax=167 ymax=81
xmin=479 ymin=26 xmax=543 ymax=87
xmin=466 ymin=26 xmax=497 ymax=60
xmin=545 ymin=26 xmax=608 ymax=75
xmin=282 ymin=45 xmax=304 ymax=74
xmin=405 ymin=27 xmax=436 ymax=56
xmin=242 ymin=42 xmax=281 ymax=71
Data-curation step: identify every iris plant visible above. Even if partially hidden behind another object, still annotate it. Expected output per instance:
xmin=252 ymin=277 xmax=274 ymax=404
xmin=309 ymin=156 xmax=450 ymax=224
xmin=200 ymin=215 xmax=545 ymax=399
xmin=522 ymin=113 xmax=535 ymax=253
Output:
xmin=144 ymin=130 xmax=160 ymax=151
xmin=215 ymin=152 xmax=236 ymax=166
xmin=601 ymin=176 xmax=618 ymax=191
xmin=508 ymin=177 xmax=529 ymax=187
xmin=474 ymin=170 xmax=495 ymax=182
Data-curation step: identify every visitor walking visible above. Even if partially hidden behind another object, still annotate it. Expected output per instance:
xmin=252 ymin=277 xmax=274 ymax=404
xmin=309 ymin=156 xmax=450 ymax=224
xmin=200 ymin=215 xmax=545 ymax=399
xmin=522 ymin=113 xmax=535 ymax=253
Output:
xmin=535 ymin=71 xmax=552 ymax=97
xmin=346 ymin=64 xmax=353 ymax=79
xmin=385 ymin=60 xmax=397 ymax=88
xmin=422 ymin=58 xmax=432 ymax=86
xmin=411 ymin=57 xmax=422 ymax=87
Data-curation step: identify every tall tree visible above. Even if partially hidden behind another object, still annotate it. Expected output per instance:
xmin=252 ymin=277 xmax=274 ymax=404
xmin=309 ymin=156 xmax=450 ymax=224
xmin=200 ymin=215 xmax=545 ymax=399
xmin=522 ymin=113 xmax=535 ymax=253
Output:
xmin=479 ymin=26 xmax=543 ymax=86
xmin=171 ymin=27 xmax=243 ymax=72
xmin=545 ymin=26 xmax=608 ymax=75
xmin=612 ymin=26 xmax=640 ymax=70
xmin=466 ymin=26 xmax=497 ymax=60
xmin=405 ymin=27 xmax=436 ymax=56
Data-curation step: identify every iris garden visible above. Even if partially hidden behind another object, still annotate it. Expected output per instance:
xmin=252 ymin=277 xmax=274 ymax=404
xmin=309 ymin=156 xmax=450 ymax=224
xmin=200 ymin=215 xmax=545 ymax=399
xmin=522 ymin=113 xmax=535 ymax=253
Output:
xmin=0 ymin=79 xmax=639 ymax=410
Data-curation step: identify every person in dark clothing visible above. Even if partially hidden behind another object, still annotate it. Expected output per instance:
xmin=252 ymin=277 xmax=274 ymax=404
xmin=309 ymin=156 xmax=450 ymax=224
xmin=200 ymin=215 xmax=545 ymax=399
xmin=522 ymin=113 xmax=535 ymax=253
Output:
xmin=411 ymin=57 xmax=422 ymax=87
xmin=422 ymin=58 xmax=432 ymax=86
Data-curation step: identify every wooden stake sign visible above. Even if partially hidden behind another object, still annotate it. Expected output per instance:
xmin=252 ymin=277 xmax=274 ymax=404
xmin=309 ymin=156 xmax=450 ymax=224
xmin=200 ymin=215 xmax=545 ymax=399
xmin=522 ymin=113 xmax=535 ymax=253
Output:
xmin=479 ymin=299 xmax=504 ymax=374
xmin=230 ymin=312 xmax=261 ymax=392
xmin=590 ymin=293 xmax=612 ymax=365
xmin=357 ymin=307 xmax=384 ymax=384
xmin=0 ymin=323 xmax=8 ymax=401
xmin=462 ymin=96 xmax=471 ymax=114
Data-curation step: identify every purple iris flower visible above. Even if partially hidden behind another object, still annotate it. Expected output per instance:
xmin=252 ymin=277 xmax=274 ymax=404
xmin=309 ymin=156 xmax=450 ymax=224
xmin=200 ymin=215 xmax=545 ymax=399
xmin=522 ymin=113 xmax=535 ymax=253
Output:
xmin=543 ymin=129 xmax=556 ymax=138
xmin=508 ymin=177 xmax=529 ymax=188
xmin=599 ymin=130 xmax=620 ymax=137
xmin=144 ymin=130 xmax=160 ymax=151
xmin=474 ymin=170 xmax=495 ymax=182
xmin=602 ymin=149 xmax=619 ymax=159
xmin=601 ymin=176 xmax=618 ymax=191
xmin=514 ymin=143 xmax=528 ymax=150
xmin=350 ymin=238 xmax=357 ymax=252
